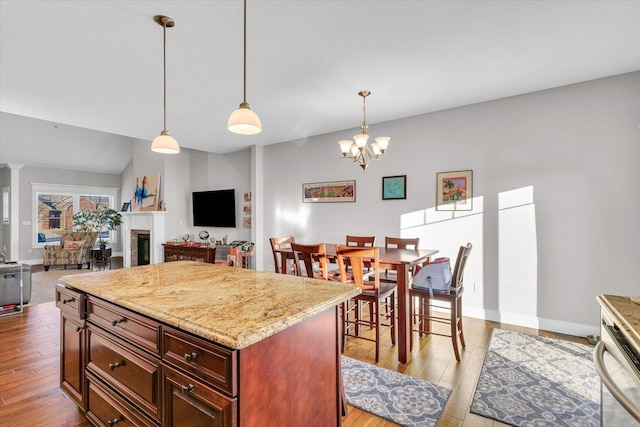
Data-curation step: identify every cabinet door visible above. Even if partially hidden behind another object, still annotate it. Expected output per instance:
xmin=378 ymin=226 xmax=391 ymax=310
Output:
xmin=162 ymin=364 xmax=237 ymax=427
xmin=60 ymin=312 xmax=86 ymax=410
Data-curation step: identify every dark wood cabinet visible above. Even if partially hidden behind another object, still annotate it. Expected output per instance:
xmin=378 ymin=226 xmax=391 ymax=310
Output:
xmin=163 ymin=244 xmax=216 ymax=264
xmin=57 ymin=285 xmax=86 ymax=411
xmin=162 ymin=364 xmax=237 ymax=427
xmin=58 ymin=283 xmax=343 ymax=426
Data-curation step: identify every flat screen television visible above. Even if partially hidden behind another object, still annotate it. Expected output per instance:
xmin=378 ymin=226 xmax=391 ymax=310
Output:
xmin=192 ymin=189 xmax=236 ymax=227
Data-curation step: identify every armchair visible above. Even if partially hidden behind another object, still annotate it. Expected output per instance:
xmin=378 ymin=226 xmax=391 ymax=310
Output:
xmin=43 ymin=232 xmax=98 ymax=271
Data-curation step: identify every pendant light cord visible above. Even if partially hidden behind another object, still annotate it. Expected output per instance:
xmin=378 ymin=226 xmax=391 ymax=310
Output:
xmin=243 ymin=0 xmax=247 ymax=104
xmin=162 ymin=20 xmax=168 ymax=132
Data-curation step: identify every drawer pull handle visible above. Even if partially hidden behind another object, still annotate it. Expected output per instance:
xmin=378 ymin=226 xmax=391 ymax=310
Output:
xmin=76 ymin=326 xmax=84 ymax=333
xmin=109 ymin=361 xmax=124 ymax=371
xmin=181 ymin=384 xmax=194 ymax=394
xmin=184 ymin=352 xmax=198 ymax=363
xmin=107 ymin=418 xmax=121 ymax=426
xmin=62 ymin=298 xmax=74 ymax=304
xmin=111 ymin=318 xmax=125 ymax=327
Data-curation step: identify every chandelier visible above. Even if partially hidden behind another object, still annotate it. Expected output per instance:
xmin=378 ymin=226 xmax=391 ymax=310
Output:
xmin=338 ymin=90 xmax=390 ymax=172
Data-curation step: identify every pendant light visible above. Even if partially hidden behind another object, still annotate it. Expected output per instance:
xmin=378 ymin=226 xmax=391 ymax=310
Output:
xmin=227 ymin=0 xmax=262 ymax=135
xmin=151 ymin=15 xmax=180 ymax=154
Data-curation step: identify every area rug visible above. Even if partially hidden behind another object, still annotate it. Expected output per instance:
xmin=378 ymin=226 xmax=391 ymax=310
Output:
xmin=340 ymin=356 xmax=451 ymax=427
xmin=470 ymin=328 xmax=600 ymax=426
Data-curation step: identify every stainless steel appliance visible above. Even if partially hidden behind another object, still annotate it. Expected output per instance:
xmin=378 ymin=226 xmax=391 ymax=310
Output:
xmin=595 ymin=307 xmax=640 ymax=425
xmin=0 ymin=263 xmax=32 ymax=316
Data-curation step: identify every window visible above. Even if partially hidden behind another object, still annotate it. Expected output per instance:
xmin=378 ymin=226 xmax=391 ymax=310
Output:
xmin=33 ymin=183 xmax=119 ymax=246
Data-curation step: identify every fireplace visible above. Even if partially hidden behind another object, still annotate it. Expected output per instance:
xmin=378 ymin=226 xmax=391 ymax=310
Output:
xmin=131 ymin=230 xmax=151 ymax=266
xmin=120 ymin=212 xmax=166 ymax=267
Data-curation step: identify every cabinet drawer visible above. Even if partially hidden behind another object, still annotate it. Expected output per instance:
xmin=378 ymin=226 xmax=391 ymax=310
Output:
xmin=87 ymin=296 xmax=160 ymax=355
xmin=56 ymin=284 xmax=85 ymax=319
xmin=87 ymin=325 xmax=161 ymax=422
xmin=162 ymin=364 xmax=237 ymax=427
xmin=86 ymin=372 xmax=158 ymax=427
xmin=162 ymin=326 xmax=237 ymax=396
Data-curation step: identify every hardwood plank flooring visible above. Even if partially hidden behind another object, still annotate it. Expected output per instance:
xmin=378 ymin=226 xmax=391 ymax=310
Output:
xmin=0 ymin=293 xmax=587 ymax=426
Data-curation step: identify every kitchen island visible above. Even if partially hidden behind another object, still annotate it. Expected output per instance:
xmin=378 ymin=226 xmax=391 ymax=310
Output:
xmin=56 ymin=261 xmax=360 ymax=426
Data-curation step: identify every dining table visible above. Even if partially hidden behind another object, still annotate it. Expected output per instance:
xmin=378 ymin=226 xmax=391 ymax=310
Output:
xmin=273 ymin=244 xmax=438 ymax=364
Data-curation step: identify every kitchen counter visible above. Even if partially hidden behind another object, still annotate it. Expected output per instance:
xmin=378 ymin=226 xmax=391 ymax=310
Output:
xmin=597 ymin=294 xmax=640 ymax=353
xmin=60 ymin=260 xmax=360 ymax=349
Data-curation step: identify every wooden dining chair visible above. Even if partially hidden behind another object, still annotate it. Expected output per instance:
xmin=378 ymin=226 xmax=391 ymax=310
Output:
xmin=381 ymin=237 xmax=420 ymax=282
xmin=346 ymin=235 xmax=376 ymax=247
xmin=269 ymin=236 xmax=295 ymax=274
xmin=409 ymin=243 xmax=472 ymax=361
xmin=291 ymin=242 xmax=330 ymax=280
xmin=336 ymin=245 xmax=396 ymax=362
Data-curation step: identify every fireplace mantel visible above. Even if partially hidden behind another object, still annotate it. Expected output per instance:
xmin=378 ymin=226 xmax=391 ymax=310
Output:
xmin=120 ymin=211 xmax=166 ymax=267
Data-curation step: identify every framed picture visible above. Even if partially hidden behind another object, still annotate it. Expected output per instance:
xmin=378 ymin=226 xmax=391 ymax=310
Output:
xmin=243 ymin=204 xmax=252 ymax=215
xmin=436 ymin=170 xmax=473 ymax=211
xmin=303 ymin=180 xmax=356 ymax=203
xmin=244 ymin=192 xmax=252 ymax=202
xmin=382 ymin=175 xmax=407 ymax=200
xmin=120 ymin=202 xmax=130 ymax=212
xmin=243 ymin=217 xmax=251 ymax=228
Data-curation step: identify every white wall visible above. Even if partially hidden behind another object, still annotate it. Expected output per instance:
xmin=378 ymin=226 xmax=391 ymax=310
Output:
xmin=128 ymin=139 xmax=252 ymax=245
xmin=260 ymin=72 xmax=640 ymax=336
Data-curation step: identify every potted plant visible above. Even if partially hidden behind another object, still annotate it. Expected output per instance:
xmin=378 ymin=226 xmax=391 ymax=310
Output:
xmin=72 ymin=207 xmax=123 ymax=249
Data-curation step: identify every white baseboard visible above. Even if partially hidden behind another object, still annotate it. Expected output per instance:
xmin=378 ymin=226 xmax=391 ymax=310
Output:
xmin=463 ymin=306 xmax=599 ymax=338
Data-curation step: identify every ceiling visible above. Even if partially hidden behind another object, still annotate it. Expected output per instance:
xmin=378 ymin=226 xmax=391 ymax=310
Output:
xmin=1 ymin=1 xmax=639 ymax=168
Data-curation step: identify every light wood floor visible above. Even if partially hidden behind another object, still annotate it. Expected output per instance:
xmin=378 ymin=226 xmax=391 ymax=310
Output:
xmin=0 ymin=294 xmax=586 ymax=426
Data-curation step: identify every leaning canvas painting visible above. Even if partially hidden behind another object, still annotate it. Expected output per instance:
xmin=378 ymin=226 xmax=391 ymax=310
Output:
xmin=133 ymin=174 xmax=161 ymax=211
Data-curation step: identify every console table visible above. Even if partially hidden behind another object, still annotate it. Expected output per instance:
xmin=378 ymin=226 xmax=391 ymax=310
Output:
xmin=163 ymin=244 xmax=216 ymax=264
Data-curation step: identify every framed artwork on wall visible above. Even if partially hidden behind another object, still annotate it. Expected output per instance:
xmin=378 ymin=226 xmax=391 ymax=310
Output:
xmin=436 ymin=170 xmax=473 ymax=211
xmin=382 ymin=175 xmax=407 ymax=200
xmin=303 ymin=180 xmax=356 ymax=203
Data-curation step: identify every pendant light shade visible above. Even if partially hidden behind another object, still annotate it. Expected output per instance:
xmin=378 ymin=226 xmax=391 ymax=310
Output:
xmin=151 ymin=130 xmax=180 ymax=154
xmin=151 ymin=15 xmax=180 ymax=154
xmin=228 ymin=0 xmax=262 ymax=135
xmin=228 ymin=102 xmax=262 ymax=135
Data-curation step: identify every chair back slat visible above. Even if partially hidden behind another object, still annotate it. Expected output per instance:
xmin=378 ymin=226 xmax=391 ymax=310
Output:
xmin=291 ymin=243 xmax=328 ymax=280
xmin=452 ymin=243 xmax=473 ymax=288
xmin=384 ymin=237 xmax=419 ymax=250
xmin=345 ymin=235 xmax=376 ymax=247
xmin=335 ymin=245 xmax=379 ymax=291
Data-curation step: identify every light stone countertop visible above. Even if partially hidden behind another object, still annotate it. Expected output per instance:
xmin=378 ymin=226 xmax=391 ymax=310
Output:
xmin=598 ymin=294 xmax=640 ymax=353
xmin=60 ymin=261 xmax=360 ymax=349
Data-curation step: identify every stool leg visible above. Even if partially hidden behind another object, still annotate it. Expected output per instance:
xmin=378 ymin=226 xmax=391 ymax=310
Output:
xmin=458 ymin=297 xmax=466 ymax=349
xmin=409 ymin=293 xmax=414 ymax=352
xmin=451 ymin=299 xmax=461 ymax=362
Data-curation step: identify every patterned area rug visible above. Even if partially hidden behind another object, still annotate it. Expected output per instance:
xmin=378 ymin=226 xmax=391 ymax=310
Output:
xmin=470 ymin=329 xmax=600 ymax=426
xmin=341 ymin=356 xmax=451 ymax=427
